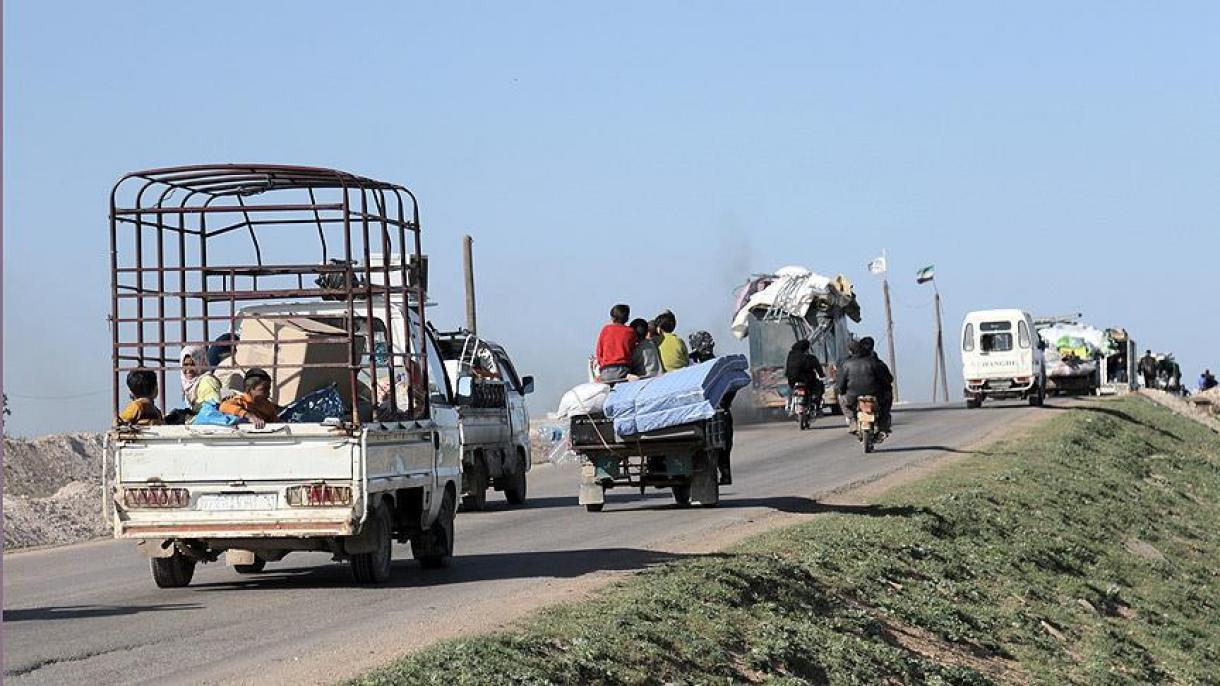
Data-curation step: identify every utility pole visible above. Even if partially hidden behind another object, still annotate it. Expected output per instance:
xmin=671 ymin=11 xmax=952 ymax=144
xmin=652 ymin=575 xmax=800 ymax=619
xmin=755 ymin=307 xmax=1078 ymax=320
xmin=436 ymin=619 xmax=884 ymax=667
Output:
xmin=880 ymin=250 xmax=899 ymax=403
xmin=933 ymin=285 xmax=950 ymax=403
xmin=462 ymin=235 xmax=477 ymax=335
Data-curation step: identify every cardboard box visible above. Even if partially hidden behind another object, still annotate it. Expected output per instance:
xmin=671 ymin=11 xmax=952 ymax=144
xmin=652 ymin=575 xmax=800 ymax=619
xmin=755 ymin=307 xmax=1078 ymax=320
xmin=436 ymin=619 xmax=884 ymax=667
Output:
xmin=233 ymin=317 xmax=363 ymax=406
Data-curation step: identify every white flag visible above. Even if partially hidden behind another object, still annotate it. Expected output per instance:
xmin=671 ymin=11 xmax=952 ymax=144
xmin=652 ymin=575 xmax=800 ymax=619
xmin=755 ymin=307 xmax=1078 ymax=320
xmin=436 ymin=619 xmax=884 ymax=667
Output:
xmin=867 ymin=256 xmax=887 ymax=275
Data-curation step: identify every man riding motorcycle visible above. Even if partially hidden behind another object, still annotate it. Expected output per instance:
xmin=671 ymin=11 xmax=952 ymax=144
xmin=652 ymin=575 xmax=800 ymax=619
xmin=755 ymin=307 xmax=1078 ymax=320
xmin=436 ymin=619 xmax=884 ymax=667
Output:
xmin=785 ymin=339 xmax=825 ymax=403
xmin=834 ymin=337 xmax=894 ymax=435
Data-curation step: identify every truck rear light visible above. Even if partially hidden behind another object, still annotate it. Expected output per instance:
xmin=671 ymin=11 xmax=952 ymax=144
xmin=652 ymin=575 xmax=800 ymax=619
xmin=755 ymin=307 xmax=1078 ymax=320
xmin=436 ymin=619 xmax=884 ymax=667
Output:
xmin=1014 ymin=376 xmax=1031 ymax=384
xmin=286 ymin=485 xmax=352 ymax=507
xmin=967 ymin=379 xmax=983 ymax=386
xmin=124 ymin=487 xmax=190 ymax=509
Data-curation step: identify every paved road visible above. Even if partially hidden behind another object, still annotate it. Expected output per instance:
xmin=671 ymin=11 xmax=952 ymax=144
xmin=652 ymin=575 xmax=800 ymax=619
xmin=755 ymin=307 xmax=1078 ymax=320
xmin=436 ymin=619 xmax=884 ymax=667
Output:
xmin=3 ymin=402 xmax=1045 ymax=685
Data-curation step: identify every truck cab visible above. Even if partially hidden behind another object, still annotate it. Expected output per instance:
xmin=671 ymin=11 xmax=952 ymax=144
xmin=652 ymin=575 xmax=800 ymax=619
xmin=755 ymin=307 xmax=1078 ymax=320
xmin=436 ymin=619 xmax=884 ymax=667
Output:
xmin=433 ymin=330 xmax=534 ymax=510
xmin=961 ymin=309 xmax=1046 ymax=408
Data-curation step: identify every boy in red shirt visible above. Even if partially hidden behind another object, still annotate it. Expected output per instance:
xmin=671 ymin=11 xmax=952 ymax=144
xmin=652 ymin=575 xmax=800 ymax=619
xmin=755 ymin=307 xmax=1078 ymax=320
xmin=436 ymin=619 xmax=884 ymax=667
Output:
xmin=596 ymin=304 xmax=637 ymax=383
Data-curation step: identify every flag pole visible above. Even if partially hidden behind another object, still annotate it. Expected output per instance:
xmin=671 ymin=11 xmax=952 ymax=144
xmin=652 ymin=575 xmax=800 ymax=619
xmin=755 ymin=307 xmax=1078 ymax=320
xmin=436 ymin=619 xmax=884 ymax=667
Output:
xmin=881 ymin=249 xmax=899 ymax=403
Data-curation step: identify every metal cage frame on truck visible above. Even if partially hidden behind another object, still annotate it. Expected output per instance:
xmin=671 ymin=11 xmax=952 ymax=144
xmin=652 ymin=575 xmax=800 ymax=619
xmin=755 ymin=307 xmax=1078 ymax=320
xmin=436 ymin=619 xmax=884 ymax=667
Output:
xmin=109 ymin=164 xmax=431 ymax=426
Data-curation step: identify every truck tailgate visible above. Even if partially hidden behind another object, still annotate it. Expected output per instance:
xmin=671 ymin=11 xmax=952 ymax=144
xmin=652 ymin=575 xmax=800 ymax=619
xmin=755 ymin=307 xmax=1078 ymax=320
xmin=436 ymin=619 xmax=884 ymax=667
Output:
xmin=116 ymin=424 xmax=354 ymax=483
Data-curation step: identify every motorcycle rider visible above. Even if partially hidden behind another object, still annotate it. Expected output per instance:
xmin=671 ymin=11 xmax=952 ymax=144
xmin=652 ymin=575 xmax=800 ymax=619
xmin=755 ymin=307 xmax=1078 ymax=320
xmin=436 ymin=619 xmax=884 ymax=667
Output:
xmin=835 ymin=336 xmax=894 ymax=435
xmin=784 ymin=339 xmax=825 ymax=410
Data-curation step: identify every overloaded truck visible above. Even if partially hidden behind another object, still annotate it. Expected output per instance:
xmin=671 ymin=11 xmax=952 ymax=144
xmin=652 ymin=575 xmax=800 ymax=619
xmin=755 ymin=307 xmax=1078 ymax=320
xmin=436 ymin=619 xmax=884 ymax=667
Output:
xmin=432 ymin=329 xmax=534 ymax=510
xmin=106 ymin=165 xmax=468 ymax=587
xmin=1034 ymin=318 xmax=1136 ymax=396
xmin=731 ymin=266 xmax=859 ymax=416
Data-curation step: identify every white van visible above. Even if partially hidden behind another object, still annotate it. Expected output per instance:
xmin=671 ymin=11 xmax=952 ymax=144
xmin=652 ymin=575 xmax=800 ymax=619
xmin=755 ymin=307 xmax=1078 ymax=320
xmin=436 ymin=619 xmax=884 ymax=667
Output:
xmin=960 ymin=309 xmax=1046 ymax=408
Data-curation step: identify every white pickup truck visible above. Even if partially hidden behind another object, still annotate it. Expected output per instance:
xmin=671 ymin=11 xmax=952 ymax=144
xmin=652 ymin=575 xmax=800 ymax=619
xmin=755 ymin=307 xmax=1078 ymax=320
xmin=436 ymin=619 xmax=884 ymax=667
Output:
xmin=106 ymin=164 xmax=469 ymax=588
xmin=107 ymin=301 xmax=462 ymax=587
xmin=433 ymin=330 xmax=534 ymax=510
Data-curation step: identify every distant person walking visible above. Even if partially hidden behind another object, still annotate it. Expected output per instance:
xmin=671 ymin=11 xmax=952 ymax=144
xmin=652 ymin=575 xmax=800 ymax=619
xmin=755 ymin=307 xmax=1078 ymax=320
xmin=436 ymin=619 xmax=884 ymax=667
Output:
xmin=1138 ymin=350 xmax=1158 ymax=389
xmin=596 ymin=304 xmax=637 ymax=383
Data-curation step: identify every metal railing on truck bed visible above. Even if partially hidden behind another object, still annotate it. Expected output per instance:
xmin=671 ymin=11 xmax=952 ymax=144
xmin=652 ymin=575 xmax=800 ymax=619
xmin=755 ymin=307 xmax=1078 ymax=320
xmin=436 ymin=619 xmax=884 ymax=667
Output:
xmin=110 ymin=164 xmax=432 ymax=425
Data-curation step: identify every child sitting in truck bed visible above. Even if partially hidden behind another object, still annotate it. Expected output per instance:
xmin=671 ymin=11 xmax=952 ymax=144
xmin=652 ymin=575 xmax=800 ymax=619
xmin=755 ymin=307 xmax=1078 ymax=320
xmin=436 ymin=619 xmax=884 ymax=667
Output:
xmin=118 ymin=370 xmax=163 ymax=426
xmin=219 ymin=368 xmax=281 ymax=428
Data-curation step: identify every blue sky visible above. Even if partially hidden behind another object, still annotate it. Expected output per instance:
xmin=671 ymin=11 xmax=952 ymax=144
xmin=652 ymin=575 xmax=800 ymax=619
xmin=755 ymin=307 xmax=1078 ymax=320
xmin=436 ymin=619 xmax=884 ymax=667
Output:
xmin=4 ymin=2 xmax=1217 ymax=436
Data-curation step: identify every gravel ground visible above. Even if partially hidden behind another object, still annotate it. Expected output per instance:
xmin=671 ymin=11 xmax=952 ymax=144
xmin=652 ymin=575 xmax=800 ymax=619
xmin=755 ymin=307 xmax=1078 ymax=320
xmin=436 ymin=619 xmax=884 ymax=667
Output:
xmin=3 ymin=433 xmax=108 ymax=549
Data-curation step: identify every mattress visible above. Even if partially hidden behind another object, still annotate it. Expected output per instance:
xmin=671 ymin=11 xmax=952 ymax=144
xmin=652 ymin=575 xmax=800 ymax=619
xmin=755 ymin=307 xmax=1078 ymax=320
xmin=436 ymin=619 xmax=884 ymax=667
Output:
xmin=604 ymin=354 xmax=750 ymax=436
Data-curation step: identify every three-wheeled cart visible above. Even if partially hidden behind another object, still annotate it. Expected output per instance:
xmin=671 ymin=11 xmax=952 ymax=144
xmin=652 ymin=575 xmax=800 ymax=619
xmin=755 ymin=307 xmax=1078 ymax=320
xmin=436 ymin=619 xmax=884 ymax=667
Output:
xmin=569 ymin=411 xmax=730 ymax=512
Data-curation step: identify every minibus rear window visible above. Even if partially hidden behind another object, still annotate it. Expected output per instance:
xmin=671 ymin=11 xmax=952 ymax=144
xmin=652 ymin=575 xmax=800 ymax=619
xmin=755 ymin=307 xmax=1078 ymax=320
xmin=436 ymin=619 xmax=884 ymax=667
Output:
xmin=981 ymin=333 xmax=1013 ymax=352
xmin=963 ymin=323 xmax=975 ymax=351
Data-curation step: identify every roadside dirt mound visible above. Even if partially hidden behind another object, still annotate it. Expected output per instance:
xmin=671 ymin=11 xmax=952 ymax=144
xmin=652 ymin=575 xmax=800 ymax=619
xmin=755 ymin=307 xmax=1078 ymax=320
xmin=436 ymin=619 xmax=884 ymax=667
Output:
xmin=1139 ymin=390 xmax=1220 ymax=434
xmin=5 ymin=432 xmax=105 ymax=497
xmin=4 ymin=433 xmax=109 ymax=549
xmin=4 ymin=482 xmax=108 ymax=549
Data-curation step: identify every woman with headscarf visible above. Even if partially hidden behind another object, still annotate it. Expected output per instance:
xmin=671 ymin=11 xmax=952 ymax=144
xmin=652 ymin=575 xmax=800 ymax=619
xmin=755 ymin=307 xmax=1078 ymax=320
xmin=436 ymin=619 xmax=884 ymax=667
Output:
xmin=180 ymin=345 xmax=222 ymax=413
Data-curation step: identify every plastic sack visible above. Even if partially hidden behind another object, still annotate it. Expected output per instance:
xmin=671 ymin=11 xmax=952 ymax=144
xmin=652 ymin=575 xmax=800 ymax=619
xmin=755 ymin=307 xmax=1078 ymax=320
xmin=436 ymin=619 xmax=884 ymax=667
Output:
xmin=556 ymin=382 xmax=611 ymax=418
xmin=191 ymin=401 xmax=240 ymax=426
xmin=279 ymin=384 xmax=346 ymax=423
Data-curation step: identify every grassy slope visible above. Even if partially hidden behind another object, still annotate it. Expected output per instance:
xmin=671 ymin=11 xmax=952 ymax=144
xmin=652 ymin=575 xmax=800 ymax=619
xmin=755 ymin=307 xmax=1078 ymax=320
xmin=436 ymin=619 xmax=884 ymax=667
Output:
xmin=353 ymin=398 xmax=1220 ymax=685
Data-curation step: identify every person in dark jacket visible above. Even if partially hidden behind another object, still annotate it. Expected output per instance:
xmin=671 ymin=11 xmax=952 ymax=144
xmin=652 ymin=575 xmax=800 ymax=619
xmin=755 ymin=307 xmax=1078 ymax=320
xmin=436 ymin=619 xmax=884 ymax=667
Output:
xmin=835 ymin=337 xmax=894 ymax=434
xmin=785 ymin=340 xmax=825 ymax=398
xmin=1139 ymin=350 xmax=1158 ymax=389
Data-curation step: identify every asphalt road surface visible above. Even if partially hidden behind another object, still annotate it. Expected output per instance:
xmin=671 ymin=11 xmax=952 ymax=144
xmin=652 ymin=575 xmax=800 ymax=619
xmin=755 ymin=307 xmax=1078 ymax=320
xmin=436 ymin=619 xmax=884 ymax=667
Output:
xmin=3 ymin=401 xmax=1047 ymax=685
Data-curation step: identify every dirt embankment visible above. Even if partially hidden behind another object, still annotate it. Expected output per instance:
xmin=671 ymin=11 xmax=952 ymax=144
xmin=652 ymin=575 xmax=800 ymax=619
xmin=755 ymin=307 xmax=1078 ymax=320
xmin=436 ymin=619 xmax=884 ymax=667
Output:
xmin=3 ymin=433 xmax=109 ymax=549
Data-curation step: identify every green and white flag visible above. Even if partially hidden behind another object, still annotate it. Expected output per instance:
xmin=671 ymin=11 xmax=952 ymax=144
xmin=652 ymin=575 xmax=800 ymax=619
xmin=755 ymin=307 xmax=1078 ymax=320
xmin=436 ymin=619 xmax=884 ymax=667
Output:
xmin=915 ymin=264 xmax=935 ymax=284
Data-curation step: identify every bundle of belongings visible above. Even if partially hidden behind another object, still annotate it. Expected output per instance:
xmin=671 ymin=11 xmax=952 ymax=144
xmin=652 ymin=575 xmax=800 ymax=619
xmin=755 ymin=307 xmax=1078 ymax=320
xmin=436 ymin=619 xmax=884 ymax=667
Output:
xmin=602 ymin=355 xmax=750 ymax=436
xmin=730 ymin=266 xmax=861 ymax=339
xmin=1038 ymin=323 xmax=1114 ymax=379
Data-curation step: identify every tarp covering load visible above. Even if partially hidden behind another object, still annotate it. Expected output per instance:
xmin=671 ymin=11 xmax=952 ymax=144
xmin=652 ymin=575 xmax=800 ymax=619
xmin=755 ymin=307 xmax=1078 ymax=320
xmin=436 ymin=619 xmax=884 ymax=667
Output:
xmin=1038 ymin=323 xmax=1115 ymax=379
xmin=604 ymin=355 xmax=750 ymax=436
xmin=731 ymin=266 xmax=861 ymax=339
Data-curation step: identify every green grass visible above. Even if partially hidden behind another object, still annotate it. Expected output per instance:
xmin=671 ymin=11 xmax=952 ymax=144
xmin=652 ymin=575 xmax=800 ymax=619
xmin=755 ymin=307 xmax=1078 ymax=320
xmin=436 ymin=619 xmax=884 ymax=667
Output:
xmin=352 ymin=397 xmax=1220 ymax=685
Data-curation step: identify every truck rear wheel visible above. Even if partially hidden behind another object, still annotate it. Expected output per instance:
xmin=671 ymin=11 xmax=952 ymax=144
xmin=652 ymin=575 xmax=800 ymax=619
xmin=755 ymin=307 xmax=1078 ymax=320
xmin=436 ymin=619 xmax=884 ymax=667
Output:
xmin=151 ymin=551 xmax=196 ymax=589
xmin=966 ymin=397 xmax=983 ymax=409
xmin=504 ymin=452 xmax=528 ymax=506
xmin=672 ymin=484 xmax=691 ymax=507
xmin=1029 ymin=383 xmax=1045 ymax=407
xmin=351 ymin=505 xmax=393 ymax=584
xmin=414 ymin=488 xmax=456 ymax=569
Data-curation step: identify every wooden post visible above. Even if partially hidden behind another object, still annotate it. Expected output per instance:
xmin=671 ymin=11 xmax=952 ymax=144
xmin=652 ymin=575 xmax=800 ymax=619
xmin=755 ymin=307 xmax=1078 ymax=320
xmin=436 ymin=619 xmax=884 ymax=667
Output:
xmin=933 ymin=288 xmax=950 ymax=402
xmin=462 ymin=235 xmax=477 ymax=335
xmin=882 ymin=275 xmax=899 ymax=403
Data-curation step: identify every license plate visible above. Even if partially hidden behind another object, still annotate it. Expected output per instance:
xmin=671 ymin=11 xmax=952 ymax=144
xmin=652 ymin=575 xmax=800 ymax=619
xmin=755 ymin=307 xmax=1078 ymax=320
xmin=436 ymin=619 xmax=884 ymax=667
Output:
xmin=990 ymin=380 xmax=1012 ymax=389
xmin=196 ymin=493 xmax=278 ymax=511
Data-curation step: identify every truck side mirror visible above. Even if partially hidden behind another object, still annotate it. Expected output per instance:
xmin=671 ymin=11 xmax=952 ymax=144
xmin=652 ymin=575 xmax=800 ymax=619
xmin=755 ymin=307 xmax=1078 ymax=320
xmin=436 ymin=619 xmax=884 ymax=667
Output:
xmin=521 ymin=375 xmax=535 ymax=395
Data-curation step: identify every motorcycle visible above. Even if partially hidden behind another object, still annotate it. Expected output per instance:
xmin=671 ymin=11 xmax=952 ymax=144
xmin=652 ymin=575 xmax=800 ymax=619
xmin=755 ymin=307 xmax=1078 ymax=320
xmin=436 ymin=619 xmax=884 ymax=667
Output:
xmin=855 ymin=395 xmax=883 ymax=453
xmin=790 ymin=382 xmax=820 ymax=430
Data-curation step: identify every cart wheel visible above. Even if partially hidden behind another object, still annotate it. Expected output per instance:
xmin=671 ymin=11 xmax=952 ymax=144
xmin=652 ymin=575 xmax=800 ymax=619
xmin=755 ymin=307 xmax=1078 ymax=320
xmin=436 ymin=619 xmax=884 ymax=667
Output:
xmin=585 ymin=503 xmax=604 ymax=513
xmin=672 ymin=484 xmax=691 ymax=507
